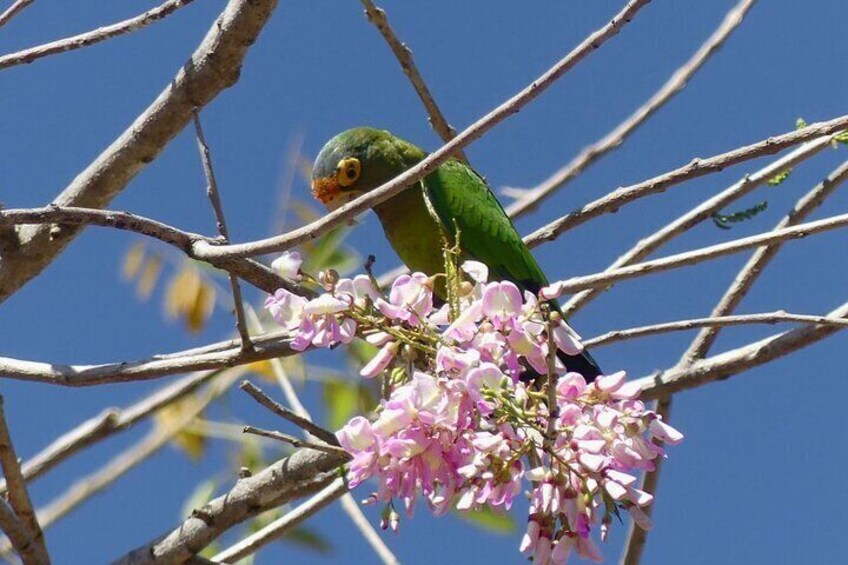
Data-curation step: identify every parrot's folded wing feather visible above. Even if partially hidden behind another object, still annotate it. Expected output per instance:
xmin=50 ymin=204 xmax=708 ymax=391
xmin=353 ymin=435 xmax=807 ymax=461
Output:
xmin=422 ymin=159 xmax=549 ymax=293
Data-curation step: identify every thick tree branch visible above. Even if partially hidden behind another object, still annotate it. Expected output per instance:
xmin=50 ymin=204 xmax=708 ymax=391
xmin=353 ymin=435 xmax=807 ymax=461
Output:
xmin=212 ymin=477 xmax=350 ymax=564
xmin=563 ymin=134 xmax=836 ymax=316
xmin=112 ymin=449 xmax=349 ymax=564
xmin=191 ymin=0 xmax=652 ymax=261
xmin=506 ymin=0 xmax=757 ymax=218
xmin=524 ymin=114 xmax=848 ymax=247
xmin=359 ymin=0 xmax=461 ymax=158
xmin=0 ymin=0 xmax=280 ymax=304
xmin=0 ymin=0 xmax=197 ymax=71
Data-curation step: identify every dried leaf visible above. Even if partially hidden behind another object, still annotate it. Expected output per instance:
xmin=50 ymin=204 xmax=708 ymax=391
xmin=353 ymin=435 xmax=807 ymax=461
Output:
xmin=122 ymin=241 xmax=146 ymax=280
xmin=186 ymin=282 xmax=215 ymax=334
xmin=136 ymin=254 xmax=162 ymax=300
xmin=155 ymin=395 xmax=207 ymax=460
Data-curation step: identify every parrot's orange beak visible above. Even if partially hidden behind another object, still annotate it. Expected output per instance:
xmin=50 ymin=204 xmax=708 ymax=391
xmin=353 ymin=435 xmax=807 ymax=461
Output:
xmin=311 ymin=177 xmax=361 ymax=211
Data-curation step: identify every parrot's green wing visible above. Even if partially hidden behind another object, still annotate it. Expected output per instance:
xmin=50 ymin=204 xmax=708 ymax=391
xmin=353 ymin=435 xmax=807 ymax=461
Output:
xmin=421 ymin=159 xmax=550 ymax=293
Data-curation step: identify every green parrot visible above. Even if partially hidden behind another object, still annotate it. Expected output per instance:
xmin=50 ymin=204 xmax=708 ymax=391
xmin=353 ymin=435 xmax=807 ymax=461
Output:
xmin=311 ymin=127 xmax=601 ymax=379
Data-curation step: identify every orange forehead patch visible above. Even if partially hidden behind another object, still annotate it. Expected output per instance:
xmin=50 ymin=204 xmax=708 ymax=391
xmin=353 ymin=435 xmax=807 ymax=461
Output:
xmin=311 ymin=177 xmax=341 ymax=205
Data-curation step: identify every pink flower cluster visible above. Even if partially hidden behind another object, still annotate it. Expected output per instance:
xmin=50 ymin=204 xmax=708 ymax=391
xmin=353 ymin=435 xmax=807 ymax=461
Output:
xmin=265 ymin=253 xmax=682 ymax=564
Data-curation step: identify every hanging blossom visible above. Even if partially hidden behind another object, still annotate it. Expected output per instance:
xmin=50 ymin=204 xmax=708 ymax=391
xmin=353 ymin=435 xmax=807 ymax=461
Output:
xmin=265 ymin=258 xmax=683 ymax=564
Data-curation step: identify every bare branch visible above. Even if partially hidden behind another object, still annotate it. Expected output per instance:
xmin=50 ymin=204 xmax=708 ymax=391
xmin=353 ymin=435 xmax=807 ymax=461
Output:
xmin=0 ymin=367 xmax=237 ymax=495
xmin=637 ymin=299 xmax=848 ymax=400
xmin=506 ymin=0 xmax=757 ymax=218
xmin=0 ymin=330 xmax=296 ymax=386
xmin=682 ymin=158 xmax=848 ymax=362
xmin=544 ymin=211 xmax=848 ymax=296
xmin=212 ymin=477 xmax=349 ymax=564
xmin=192 ymin=112 xmax=252 ymax=349
xmin=192 ymin=0 xmax=652 ymax=261
xmin=239 ymin=381 xmax=339 ymax=446
xmin=0 ymin=0 xmax=197 ymax=71
xmin=524 ymin=114 xmax=848 ymax=247
xmin=0 ymin=397 xmax=49 ymax=564
xmin=32 ymin=372 xmax=238 ymax=532
xmin=0 ymin=0 xmax=280 ymax=304
xmin=0 ymin=0 xmax=35 ymax=29
xmin=583 ymin=311 xmax=848 ymax=348
xmin=113 ymin=448 xmax=349 ymax=565
xmin=359 ymin=0 xmax=461 ymax=157
xmin=0 ymin=496 xmax=35 ymax=565
xmin=0 ymin=205 xmax=311 ymax=297
xmin=242 ymin=426 xmax=350 ymax=457
xmin=562 ymin=134 xmax=836 ymax=316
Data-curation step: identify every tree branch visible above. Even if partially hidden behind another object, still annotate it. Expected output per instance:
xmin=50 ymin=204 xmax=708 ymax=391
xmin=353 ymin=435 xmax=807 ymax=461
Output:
xmin=0 ymin=0 xmax=35 ymax=29
xmin=0 ymin=397 xmax=49 ymax=564
xmin=359 ymin=0 xmax=461 ymax=157
xmin=505 ymin=0 xmax=757 ymax=218
xmin=562 ymin=134 xmax=836 ymax=316
xmin=212 ymin=477 xmax=350 ymax=564
xmin=239 ymin=381 xmax=339 ymax=446
xmin=583 ymin=310 xmax=848 ymax=348
xmin=0 ymin=0 xmax=197 ymax=71
xmin=192 ymin=112 xmax=252 ymax=349
xmin=191 ymin=0 xmax=652 ymax=261
xmin=0 ymin=0 xmax=280 ymax=304
xmin=242 ymin=426 xmax=350 ymax=457
xmin=112 ymin=449 xmax=349 ymax=564
xmin=524 ymin=114 xmax=848 ymax=247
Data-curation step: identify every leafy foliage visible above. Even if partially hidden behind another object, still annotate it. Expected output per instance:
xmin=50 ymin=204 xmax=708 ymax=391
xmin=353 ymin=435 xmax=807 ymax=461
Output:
xmin=711 ymin=201 xmax=768 ymax=230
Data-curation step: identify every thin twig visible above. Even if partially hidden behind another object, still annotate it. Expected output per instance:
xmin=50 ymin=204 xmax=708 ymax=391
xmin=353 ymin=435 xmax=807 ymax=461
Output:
xmin=192 ymin=0 xmax=652 ymax=262
xmin=563 ymin=134 xmax=836 ymax=316
xmin=359 ymin=0 xmax=461 ymax=157
xmin=0 ymin=0 xmax=280 ymax=304
xmin=505 ymin=0 xmax=757 ymax=218
xmin=0 ymin=329 xmax=296 ymax=386
xmin=682 ymin=158 xmax=848 ymax=363
xmin=524 ymin=114 xmax=848 ymax=248
xmin=0 ymin=0 xmax=196 ymax=71
xmin=0 ymin=0 xmax=35 ymax=29
xmin=212 ymin=477 xmax=350 ymax=564
xmin=583 ymin=311 xmax=848 ymax=348
xmin=239 ymin=381 xmax=339 ymax=446
xmin=241 ymin=306 xmax=398 ymax=565
xmin=242 ymin=426 xmax=350 ymax=457
xmin=620 ymin=159 xmax=848 ymax=564
xmin=0 ymin=397 xmax=49 ymax=564
xmin=193 ymin=111 xmax=252 ymax=349
xmin=0 ymin=367 xmax=237 ymax=495
xmin=17 ymin=370 xmax=240 ymax=539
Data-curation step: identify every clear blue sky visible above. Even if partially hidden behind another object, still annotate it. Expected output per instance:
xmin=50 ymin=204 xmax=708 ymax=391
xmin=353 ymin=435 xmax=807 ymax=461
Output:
xmin=2 ymin=0 xmax=847 ymax=563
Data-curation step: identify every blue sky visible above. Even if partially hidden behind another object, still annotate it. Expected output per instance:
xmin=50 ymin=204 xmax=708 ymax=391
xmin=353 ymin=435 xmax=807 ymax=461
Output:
xmin=1 ymin=0 xmax=847 ymax=563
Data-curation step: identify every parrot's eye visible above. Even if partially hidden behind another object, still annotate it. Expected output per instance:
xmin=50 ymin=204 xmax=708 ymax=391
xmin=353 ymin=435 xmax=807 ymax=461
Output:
xmin=336 ymin=158 xmax=361 ymax=188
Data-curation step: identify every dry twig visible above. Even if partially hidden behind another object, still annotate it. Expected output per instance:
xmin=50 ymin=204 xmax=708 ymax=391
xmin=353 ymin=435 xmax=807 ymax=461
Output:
xmin=0 ymin=0 xmax=35 ymax=29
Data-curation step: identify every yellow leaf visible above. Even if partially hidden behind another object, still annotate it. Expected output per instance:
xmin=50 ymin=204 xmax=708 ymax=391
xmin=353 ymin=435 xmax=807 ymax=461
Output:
xmin=155 ymin=396 xmax=207 ymax=461
xmin=165 ymin=267 xmax=201 ymax=320
xmin=136 ymin=254 xmax=162 ymax=300
xmin=186 ymin=281 xmax=215 ymax=334
xmin=122 ymin=241 xmax=146 ymax=280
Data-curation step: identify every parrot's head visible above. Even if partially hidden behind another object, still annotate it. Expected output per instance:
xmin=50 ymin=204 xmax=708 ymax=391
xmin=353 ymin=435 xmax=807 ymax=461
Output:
xmin=311 ymin=127 xmax=423 ymax=211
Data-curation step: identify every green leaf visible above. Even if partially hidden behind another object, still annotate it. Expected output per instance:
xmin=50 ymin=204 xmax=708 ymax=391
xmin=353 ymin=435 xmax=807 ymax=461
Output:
xmin=796 ymin=117 xmax=807 ymax=130
xmin=712 ymin=201 xmax=768 ymax=230
xmin=833 ymin=131 xmax=848 ymax=146
xmin=457 ymin=506 xmax=517 ymax=534
xmin=766 ymin=168 xmax=792 ymax=186
xmin=323 ymin=379 xmax=361 ymax=431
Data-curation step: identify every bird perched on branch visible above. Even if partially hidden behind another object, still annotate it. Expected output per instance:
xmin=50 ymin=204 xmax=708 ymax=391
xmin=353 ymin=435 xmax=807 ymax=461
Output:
xmin=311 ymin=127 xmax=601 ymax=380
